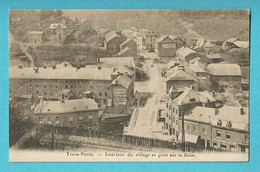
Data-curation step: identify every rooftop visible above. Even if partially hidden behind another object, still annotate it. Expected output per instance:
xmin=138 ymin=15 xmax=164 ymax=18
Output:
xmin=109 ymin=74 xmax=132 ymax=89
xmin=50 ymin=23 xmax=67 ymax=30
xmin=176 ymin=46 xmax=196 ymax=58
xmin=34 ymin=98 xmax=99 ymax=114
xmin=207 ymin=63 xmax=241 ymax=76
xmin=10 ymin=62 xmax=114 ymax=80
xmin=99 ymin=57 xmax=136 ymax=68
xmin=185 ymin=106 xmax=216 ymax=123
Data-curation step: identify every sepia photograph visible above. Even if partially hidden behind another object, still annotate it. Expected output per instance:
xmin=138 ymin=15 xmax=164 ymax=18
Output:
xmin=9 ymin=9 xmax=250 ymax=162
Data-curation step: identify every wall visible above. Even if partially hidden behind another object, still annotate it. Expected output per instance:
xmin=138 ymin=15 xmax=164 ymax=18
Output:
xmin=9 ymin=78 xmax=113 ymax=104
xmin=33 ymin=109 xmax=100 ymax=130
xmin=28 ymin=34 xmax=43 ymax=45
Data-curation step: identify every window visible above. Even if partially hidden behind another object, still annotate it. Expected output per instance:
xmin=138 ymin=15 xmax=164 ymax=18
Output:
xmin=44 ymin=85 xmax=46 ymax=88
xmin=47 ymin=116 xmax=51 ymax=124
xmin=36 ymin=84 xmax=38 ymax=88
xmin=226 ymin=132 xmax=231 ymax=139
xmin=71 ymin=85 xmax=73 ymax=89
xmin=65 ymin=85 xmax=68 ymax=89
xmin=56 ymin=85 xmax=58 ymax=89
xmin=193 ymin=125 xmax=196 ymax=132
xmin=216 ymin=130 xmax=221 ymax=137
xmin=217 ymin=120 xmax=222 ymax=126
xmin=187 ymin=124 xmax=190 ymax=131
xmin=99 ymin=92 xmax=102 ymax=96
xmin=230 ymin=145 xmax=235 ymax=151
xmin=220 ymin=143 xmax=227 ymax=149
xmin=44 ymin=92 xmax=47 ymax=95
xmin=190 ymin=98 xmax=196 ymax=102
xmin=55 ymin=116 xmax=59 ymax=124
xmin=105 ymin=92 xmax=108 ymax=96
xmin=79 ymin=115 xmax=83 ymax=121
xmin=39 ymin=116 xmax=43 ymax=123
xmin=202 ymin=127 xmax=207 ymax=134
xmin=69 ymin=117 xmax=73 ymax=122
xmin=226 ymin=121 xmax=232 ymax=128
xmin=213 ymin=142 xmax=217 ymax=148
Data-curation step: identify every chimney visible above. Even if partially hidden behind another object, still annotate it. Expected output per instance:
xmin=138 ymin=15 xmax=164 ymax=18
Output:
xmin=18 ymin=65 xmax=23 ymax=69
xmin=77 ymin=66 xmax=80 ymax=70
xmin=212 ymin=91 xmax=216 ymax=98
xmin=98 ymin=66 xmax=102 ymax=70
xmin=97 ymin=57 xmax=100 ymax=64
xmin=53 ymin=66 xmax=56 ymax=69
xmin=190 ymin=85 xmax=194 ymax=90
xmin=43 ymin=65 xmax=47 ymax=69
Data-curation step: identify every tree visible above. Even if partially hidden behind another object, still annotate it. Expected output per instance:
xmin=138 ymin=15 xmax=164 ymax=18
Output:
xmin=39 ymin=10 xmax=55 ymax=21
xmin=54 ymin=10 xmax=63 ymax=18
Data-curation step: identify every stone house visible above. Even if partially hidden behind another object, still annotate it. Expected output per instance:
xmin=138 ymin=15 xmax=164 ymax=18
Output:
xmin=33 ymin=98 xmax=100 ymax=132
xmin=28 ymin=31 xmax=43 ymax=45
xmin=207 ymin=63 xmax=242 ymax=90
xmin=104 ymin=31 xmax=125 ymax=54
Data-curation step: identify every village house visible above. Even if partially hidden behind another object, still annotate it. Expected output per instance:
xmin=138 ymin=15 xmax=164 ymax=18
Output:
xmin=49 ymin=23 xmax=68 ymax=44
xmin=28 ymin=31 xmax=43 ymax=45
xmin=184 ymin=106 xmax=216 ymax=149
xmin=183 ymin=105 xmax=249 ymax=152
xmin=222 ymin=38 xmax=249 ymax=50
xmin=117 ymin=47 xmax=141 ymax=68
xmin=166 ymin=65 xmax=199 ymax=91
xmin=120 ymin=39 xmax=137 ymax=52
xmin=132 ymin=29 xmax=160 ymax=52
xmin=166 ymin=86 xmax=216 ymax=142
xmin=207 ymin=63 xmax=242 ymax=91
xmin=206 ymin=53 xmax=223 ymax=63
xmin=9 ymin=62 xmax=114 ymax=105
xmin=104 ymin=31 xmax=125 ymax=54
xmin=176 ymin=46 xmax=208 ymax=64
xmin=211 ymin=106 xmax=249 ymax=152
xmin=33 ymin=97 xmax=100 ymax=134
xmin=155 ymin=35 xmax=184 ymax=63
xmin=108 ymin=74 xmax=134 ymax=107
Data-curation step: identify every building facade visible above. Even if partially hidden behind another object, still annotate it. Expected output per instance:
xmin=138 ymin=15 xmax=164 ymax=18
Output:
xmin=28 ymin=31 xmax=43 ymax=45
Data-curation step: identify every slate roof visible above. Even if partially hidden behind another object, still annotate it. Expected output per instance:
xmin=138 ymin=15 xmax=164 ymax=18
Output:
xmin=207 ymin=64 xmax=241 ymax=76
xmin=108 ymin=74 xmax=132 ymax=89
xmin=211 ymin=106 xmax=248 ymax=131
xmin=9 ymin=62 xmax=114 ymax=80
xmin=34 ymin=98 xmax=99 ymax=114
xmin=185 ymin=106 xmax=216 ymax=123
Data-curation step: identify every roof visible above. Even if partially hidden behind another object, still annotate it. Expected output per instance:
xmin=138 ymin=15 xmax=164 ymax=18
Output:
xmin=34 ymin=98 xmax=99 ymax=114
xmin=28 ymin=31 xmax=43 ymax=35
xmin=173 ymin=87 xmax=193 ymax=105
xmin=226 ymin=38 xmax=238 ymax=43
xmin=212 ymin=106 xmax=248 ymax=131
xmin=99 ymin=57 xmax=136 ymax=68
xmin=189 ymin=57 xmax=208 ymax=64
xmin=157 ymin=35 xmax=177 ymax=43
xmin=176 ymin=46 xmax=196 ymax=58
xmin=187 ymin=65 xmax=207 ymax=73
xmin=105 ymin=31 xmax=120 ymax=42
xmin=50 ymin=23 xmax=67 ymax=29
xmin=109 ymin=74 xmax=132 ymax=89
xmin=233 ymin=41 xmax=249 ymax=48
xmin=112 ymin=65 xmax=134 ymax=76
xmin=185 ymin=106 xmax=216 ymax=123
xmin=117 ymin=47 xmax=138 ymax=57
xmin=167 ymin=69 xmax=198 ymax=82
xmin=198 ymin=91 xmax=216 ymax=103
xmin=167 ymin=59 xmax=182 ymax=70
xmin=207 ymin=64 xmax=241 ymax=76
xmin=184 ymin=134 xmax=199 ymax=144
xmin=9 ymin=63 xmax=114 ymax=81
xmin=120 ymin=39 xmax=136 ymax=47
xmin=206 ymin=54 xmax=222 ymax=59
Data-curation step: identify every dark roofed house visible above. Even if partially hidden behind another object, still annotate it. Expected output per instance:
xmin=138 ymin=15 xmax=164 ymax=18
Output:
xmin=208 ymin=63 xmax=242 ymax=90
xmin=156 ymin=35 xmax=184 ymax=63
xmin=120 ymin=39 xmax=137 ymax=52
xmin=166 ymin=65 xmax=199 ymax=91
xmin=176 ymin=46 xmax=208 ymax=64
xmin=104 ymin=31 xmax=125 ymax=54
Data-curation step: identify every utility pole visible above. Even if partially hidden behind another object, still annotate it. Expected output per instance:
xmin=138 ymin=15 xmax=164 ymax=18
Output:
xmin=181 ymin=101 xmax=185 ymax=152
